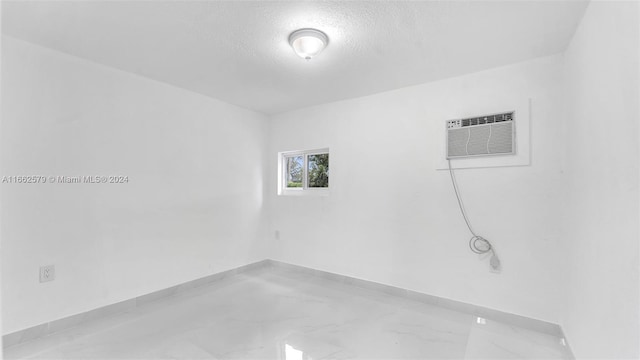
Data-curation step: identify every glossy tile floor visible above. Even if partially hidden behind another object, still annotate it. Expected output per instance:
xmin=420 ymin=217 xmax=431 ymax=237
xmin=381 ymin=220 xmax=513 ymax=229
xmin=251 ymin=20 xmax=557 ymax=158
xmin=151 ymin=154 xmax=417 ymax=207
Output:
xmin=4 ymin=267 xmax=572 ymax=359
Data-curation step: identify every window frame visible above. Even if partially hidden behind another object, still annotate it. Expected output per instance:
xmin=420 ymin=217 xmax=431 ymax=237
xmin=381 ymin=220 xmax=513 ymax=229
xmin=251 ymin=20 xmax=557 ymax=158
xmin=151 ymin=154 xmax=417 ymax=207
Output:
xmin=278 ymin=148 xmax=330 ymax=196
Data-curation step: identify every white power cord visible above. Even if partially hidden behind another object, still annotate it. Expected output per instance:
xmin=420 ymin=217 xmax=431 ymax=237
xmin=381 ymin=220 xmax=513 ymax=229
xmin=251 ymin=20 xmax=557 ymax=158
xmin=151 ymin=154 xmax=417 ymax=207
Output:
xmin=447 ymin=159 xmax=501 ymax=271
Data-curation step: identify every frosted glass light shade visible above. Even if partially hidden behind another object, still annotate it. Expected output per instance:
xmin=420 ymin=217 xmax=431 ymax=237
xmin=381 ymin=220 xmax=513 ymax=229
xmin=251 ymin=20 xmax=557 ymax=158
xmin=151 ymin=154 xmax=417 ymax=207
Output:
xmin=289 ymin=29 xmax=328 ymax=60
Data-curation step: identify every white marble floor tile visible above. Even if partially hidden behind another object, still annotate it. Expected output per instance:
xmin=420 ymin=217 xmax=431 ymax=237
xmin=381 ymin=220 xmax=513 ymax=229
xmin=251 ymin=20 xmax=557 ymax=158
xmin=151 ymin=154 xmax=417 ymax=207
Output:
xmin=4 ymin=268 xmax=572 ymax=359
xmin=463 ymin=317 xmax=572 ymax=359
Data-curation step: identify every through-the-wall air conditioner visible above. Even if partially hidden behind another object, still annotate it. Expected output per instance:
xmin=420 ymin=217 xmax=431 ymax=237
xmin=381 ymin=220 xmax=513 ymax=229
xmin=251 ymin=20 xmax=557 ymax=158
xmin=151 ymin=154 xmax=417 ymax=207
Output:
xmin=446 ymin=111 xmax=515 ymax=159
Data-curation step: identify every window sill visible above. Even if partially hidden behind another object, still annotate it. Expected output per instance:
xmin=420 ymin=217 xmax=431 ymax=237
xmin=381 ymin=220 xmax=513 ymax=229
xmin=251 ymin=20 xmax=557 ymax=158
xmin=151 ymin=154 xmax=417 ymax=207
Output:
xmin=279 ymin=189 xmax=330 ymax=197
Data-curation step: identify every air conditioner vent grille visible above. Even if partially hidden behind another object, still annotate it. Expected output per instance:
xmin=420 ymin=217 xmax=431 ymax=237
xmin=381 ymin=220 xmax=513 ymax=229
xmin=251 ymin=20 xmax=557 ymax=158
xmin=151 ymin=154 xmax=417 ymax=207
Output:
xmin=446 ymin=111 xmax=515 ymax=159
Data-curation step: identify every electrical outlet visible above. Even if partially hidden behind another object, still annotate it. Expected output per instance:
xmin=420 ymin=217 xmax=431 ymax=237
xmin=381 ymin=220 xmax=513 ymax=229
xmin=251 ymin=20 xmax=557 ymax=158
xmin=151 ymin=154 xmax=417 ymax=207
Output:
xmin=489 ymin=254 xmax=501 ymax=274
xmin=39 ymin=265 xmax=55 ymax=283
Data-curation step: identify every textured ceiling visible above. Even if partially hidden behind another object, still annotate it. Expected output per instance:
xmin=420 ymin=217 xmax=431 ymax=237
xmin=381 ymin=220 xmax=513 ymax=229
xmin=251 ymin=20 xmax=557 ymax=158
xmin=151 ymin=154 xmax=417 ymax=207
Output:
xmin=2 ymin=1 xmax=588 ymax=115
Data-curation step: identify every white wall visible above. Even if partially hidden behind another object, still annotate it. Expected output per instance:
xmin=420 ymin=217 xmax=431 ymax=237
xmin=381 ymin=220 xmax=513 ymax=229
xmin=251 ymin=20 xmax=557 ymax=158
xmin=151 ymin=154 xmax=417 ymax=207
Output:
xmin=0 ymin=7 xmax=4 ymax=349
xmin=267 ymin=55 xmax=566 ymax=323
xmin=1 ymin=36 xmax=269 ymax=334
xmin=561 ymin=1 xmax=640 ymax=358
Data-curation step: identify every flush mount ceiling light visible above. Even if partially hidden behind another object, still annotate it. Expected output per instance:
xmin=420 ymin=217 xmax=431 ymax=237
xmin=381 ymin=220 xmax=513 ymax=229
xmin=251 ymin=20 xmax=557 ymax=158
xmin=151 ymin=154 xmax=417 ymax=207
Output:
xmin=288 ymin=28 xmax=329 ymax=60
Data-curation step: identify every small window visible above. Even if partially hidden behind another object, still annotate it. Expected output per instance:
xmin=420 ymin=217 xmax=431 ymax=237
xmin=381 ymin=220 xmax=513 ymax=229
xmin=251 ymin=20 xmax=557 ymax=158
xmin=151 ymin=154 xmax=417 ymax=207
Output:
xmin=279 ymin=149 xmax=329 ymax=195
xmin=285 ymin=155 xmax=303 ymax=188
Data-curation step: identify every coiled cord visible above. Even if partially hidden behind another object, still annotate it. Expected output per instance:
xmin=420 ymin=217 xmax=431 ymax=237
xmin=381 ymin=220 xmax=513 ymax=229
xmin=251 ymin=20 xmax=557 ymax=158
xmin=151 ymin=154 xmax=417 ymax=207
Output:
xmin=447 ymin=160 xmax=496 ymax=257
